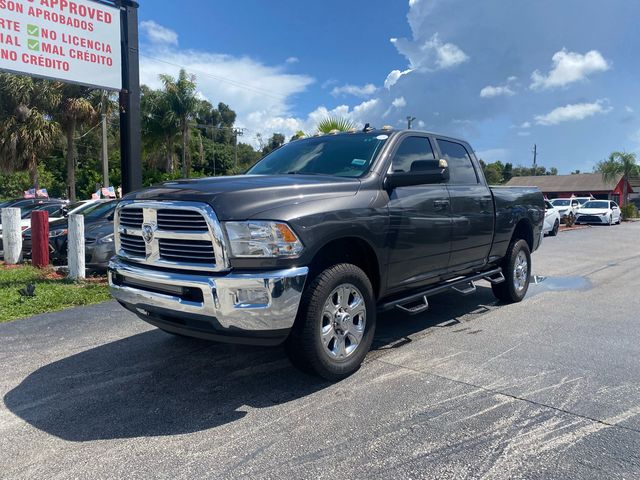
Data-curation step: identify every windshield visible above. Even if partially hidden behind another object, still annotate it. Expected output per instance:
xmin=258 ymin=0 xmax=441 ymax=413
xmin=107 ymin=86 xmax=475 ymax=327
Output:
xmin=247 ymin=133 xmax=389 ymax=177
xmin=576 ymin=198 xmax=592 ymax=205
xmin=582 ymin=201 xmax=609 ymax=209
xmin=82 ymin=201 xmax=117 ymax=220
xmin=551 ymin=199 xmax=570 ymax=206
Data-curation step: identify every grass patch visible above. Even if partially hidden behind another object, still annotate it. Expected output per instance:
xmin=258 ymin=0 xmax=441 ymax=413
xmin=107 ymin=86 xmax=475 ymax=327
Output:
xmin=0 ymin=264 xmax=111 ymax=323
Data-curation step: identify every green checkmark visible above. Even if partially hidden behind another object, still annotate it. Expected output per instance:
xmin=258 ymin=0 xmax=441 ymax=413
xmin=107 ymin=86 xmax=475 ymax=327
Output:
xmin=27 ymin=24 xmax=40 ymax=37
xmin=27 ymin=39 xmax=40 ymax=51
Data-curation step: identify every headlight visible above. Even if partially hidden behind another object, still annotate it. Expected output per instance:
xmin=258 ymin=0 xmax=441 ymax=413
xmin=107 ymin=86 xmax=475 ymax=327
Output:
xmin=97 ymin=233 xmax=114 ymax=244
xmin=49 ymin=229 xmax=68 ymax=238
xmin=223 ymin=221 xmax=303 ymax=258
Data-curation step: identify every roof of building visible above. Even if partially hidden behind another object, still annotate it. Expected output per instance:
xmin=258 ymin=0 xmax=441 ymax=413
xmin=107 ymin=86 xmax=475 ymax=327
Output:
xmin=505 ymin=173 xmax=623 ymax=192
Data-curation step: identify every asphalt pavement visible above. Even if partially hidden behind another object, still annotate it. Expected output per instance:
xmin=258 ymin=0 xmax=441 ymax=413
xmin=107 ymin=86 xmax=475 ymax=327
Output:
xmin=1 ymin=222 xmax=640 ymax=479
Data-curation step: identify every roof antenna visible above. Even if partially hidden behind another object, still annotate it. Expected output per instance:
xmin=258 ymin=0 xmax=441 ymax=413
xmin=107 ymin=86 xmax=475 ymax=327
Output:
xmin=362 ymin=123 xmax=374 ymax=133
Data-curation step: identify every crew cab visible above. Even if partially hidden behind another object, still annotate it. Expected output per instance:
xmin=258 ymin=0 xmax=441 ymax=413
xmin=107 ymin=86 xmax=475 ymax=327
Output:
xmin=109 ymin=129 xmax=544 ymax=380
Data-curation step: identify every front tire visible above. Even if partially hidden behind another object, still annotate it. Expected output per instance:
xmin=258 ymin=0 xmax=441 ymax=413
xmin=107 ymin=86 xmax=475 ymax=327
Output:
xmin=549 ymin=219 xmax=559 ymax=237
xmin=286 ymin=263 xmax=376 ymax=381
xmin=492 ymin=239 xmax=531 ymax=303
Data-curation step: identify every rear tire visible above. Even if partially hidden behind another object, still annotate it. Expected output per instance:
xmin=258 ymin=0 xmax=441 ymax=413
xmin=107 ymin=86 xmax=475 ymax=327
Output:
xmin=549 ymin=219 xmax=559 ymax=237
xmin=286 ymin=263 xmax=376 ymax=381
xmin=492 ymin=239 xmax=531 ymax=303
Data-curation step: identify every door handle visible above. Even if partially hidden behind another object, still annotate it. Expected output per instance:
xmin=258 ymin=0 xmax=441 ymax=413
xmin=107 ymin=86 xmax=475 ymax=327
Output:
xmin=433 ymin=199 xmax=450 ymax=210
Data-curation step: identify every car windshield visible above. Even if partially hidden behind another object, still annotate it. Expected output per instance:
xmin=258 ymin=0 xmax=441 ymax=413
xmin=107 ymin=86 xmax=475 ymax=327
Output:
xmin=81 ymin=201 xmax=117 ymax=220
xmin=552 ymin=199 xmax=570 ymax=206
xmin=582 ymin=201 xmax=609 ymax=209
xmin=20 ymin=204 xmax=46 ymax=219
xmin=576 ymin=198 xmax=592 ymax=205
xmin=246 ymin=133 xmax=389 ymax=178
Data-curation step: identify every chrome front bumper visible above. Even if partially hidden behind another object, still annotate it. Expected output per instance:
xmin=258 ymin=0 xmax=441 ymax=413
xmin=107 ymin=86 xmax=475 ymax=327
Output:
xmin=108 ymin=257 xmax=308 ymax=337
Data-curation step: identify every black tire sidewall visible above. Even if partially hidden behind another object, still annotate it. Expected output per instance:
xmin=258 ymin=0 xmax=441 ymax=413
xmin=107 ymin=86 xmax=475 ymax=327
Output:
xmin=493 ymin=239 xmax=531 ymax=303
xmin=287 ymin=264 xmax=376 ymax=380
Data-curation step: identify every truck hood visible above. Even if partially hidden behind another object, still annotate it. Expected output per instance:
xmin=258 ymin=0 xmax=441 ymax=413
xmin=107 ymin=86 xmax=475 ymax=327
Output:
xmin=125 ymin=174 xmax=361 ymax=220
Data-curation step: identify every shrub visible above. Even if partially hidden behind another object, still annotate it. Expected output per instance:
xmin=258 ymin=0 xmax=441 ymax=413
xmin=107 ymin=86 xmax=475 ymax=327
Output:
xmin=621 ymin=204 xmax=639 ymax=220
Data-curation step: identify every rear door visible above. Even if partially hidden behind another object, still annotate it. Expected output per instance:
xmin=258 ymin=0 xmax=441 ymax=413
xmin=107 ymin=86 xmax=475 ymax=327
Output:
xmin=385 ymin=135 xmax=452 ymax=291
xmin=436 ymin=138 xmax=494 ymax=270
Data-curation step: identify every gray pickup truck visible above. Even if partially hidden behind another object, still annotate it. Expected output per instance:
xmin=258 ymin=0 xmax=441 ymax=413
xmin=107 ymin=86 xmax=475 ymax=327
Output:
xmin=109 ymin=128 xmax=544 ymax=380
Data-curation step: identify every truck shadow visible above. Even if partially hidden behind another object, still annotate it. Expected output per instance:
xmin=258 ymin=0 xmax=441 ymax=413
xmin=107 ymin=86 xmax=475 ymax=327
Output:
xmin=3 ymin=288 xmax=497 ymax=442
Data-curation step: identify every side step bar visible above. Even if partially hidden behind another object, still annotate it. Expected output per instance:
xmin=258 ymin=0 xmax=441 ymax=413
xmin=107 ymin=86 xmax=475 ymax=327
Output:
xmin=380 ymin=267 xmax=504 ymax=315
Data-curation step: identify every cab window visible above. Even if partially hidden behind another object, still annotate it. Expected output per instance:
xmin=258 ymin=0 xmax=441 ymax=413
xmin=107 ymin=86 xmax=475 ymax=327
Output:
xmin=437 ymin=139 xmax=479 ymax=185
xmin=391 ymin=136 xmax=436 ymax=173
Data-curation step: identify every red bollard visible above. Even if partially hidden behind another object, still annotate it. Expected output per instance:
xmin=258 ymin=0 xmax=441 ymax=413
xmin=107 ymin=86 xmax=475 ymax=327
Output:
xmin=31 ymin=210 xmax=50 ymax=268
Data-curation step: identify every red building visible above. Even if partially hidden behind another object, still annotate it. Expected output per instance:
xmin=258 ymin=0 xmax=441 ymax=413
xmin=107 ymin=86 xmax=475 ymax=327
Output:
xmin=505 ymin=173 xmax=634 ymax=205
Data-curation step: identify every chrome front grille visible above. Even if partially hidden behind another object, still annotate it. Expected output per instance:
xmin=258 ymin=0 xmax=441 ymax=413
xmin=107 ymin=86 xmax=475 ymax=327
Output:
xmin=158 ymin=239 xmax=215 ymax=263
xmin=157 ymin=210 xmax=208 ymax=231
xmin=115 ymin=201 xmax=229 ymax=272
xmin=120 ymin=208 xmax=143 ymax=228
xmin=120 ymin=233 xmax=146 ymax=257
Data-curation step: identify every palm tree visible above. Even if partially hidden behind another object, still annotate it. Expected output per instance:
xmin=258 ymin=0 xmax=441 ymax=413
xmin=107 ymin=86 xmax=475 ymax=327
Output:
xmin=160 ymin=69 xmax=199 ymax=177
xmin=0 ymin=74 xmax=61 ymax=189
xmin=57 ymin=85 xmax=98 ymax=200
xmin=141 ymin=85 xmax=179 ymax=172
xmin=316 ymin=116 xmax=355 ymax=134
xmin=597 ymin=151 xmax=639 ymax=207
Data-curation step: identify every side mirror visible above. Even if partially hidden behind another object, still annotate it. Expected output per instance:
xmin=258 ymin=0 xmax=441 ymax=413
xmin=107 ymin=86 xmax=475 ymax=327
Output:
xmin=386 ymin=158 xmax=449 ymax=189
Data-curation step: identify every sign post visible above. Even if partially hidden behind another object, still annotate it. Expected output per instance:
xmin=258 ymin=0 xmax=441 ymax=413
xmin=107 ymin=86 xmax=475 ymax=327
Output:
xmin=0 ymin=0 xmax=142 ymax=193
xmin=117 ymin=0 xmax=141 ymax=194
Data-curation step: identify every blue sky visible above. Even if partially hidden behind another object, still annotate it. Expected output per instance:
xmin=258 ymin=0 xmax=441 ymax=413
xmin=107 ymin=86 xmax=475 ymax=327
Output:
xmin=138 ymin=0 xmax=640 ymax=173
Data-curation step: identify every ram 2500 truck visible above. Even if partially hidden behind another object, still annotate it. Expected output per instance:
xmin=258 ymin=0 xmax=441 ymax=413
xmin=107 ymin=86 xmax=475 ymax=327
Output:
xmin=109 ymin=129 xmax=544 ymax=380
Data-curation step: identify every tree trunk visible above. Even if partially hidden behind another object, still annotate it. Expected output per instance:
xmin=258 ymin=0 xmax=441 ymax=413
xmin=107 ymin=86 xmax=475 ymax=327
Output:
xmin=66 ymin=118 xmax=77 ymax=201
xmin=28 ymin=154 xmax=39 ymax=190
xmin=181 ymin=119 xmax=190 ymax=178
xmin=166 ymin=135 xmax=174 ymax=173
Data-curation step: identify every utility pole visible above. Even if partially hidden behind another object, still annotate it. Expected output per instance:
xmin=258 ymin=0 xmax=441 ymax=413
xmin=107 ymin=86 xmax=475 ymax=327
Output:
xmin=101 ymin=90 xmax=109 ymax=188
xmin=233 ymin=128 xmax=245 ymax=169
xmin=532 ymin=144 xmax=538 ymax=176
xmin=407 ymin=116 xmax=416 ymax=130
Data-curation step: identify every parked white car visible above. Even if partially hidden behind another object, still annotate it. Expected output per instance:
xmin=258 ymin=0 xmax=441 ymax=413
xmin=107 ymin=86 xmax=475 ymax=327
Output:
xmin=550 ymin=198 xmax=580 ymax=221
xmin=543 ymin=200 xmax=561 ymax=236
xmin=575 ymin=200 xmax=622 ymax=226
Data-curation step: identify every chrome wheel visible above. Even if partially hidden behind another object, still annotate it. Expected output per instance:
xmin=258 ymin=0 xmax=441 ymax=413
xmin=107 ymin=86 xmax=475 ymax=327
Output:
xmin=513 ymin=250 xmax=529 ymax=292
xmin=320 ymin=283 xmax=366 ymax=360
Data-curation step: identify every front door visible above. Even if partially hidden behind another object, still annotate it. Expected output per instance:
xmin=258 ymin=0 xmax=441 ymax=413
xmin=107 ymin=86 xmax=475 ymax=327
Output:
xmin=385 ymin=135 xmax=452 ymax=292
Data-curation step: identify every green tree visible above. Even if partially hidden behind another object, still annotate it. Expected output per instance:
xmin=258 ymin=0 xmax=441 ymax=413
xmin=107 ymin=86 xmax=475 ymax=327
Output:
xmin=57 ymin=84 xmax=98 ymax=200
xmin=290 ymin=130 xmax=306 ymax=142
xmin=596 ymin=151 xmax=639 ymax=206
xmin=160 ymin=69 xmax=199 ymax=177
xmin=141 ymin=85 xmax=178 ymax=172
xmin=316 ymin=116 xmax=355 ymax=134
xmin=261 ymin=133 xmax=285 ymax=156
xmin=0 ymin=74 xmax=61 ymax=189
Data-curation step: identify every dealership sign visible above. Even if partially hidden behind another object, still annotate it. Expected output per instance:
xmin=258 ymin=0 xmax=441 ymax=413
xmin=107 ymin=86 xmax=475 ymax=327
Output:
xmin=0 ymin=0 xmax=121 ymax=90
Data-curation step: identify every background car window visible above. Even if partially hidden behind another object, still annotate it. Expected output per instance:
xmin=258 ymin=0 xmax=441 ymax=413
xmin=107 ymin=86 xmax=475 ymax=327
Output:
xmin=391 ymin=136 xmax=436 ymax=173
xmin=437 ymin=139 xmax=479 ymax=184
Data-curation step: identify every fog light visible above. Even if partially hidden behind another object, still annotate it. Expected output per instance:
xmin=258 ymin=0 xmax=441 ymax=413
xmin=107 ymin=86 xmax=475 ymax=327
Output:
xmin=234 ymin=288 xmax=270 ymax=306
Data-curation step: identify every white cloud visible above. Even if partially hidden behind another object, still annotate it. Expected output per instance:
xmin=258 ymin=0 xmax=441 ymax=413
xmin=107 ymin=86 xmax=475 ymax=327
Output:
xmin=331 ymin=83 xmax=377 ymax=98
xmin=285 ymin=56 xmax=299 ymax=64
xmin=625 ymin=105 xmax=634 ymax=113
xmin=417 ymin=120 xmax=426 ymax=128
xmin=392 ymin=96 xmax=407 ymax=108
xmin=534 ymin=100 xmax=611 ymax=126
xmin=520 ymin=121 xmax=531 ymax=128
xmin=480 ymin=85 xmax=515 ymax=98
xmin=139 ymin=26 xmax=314 ymax=147
xmin=140 ymin=20 xmax=178 ymax=46
xmin=384 ymin=68 xmax=413 ymax=89
xmin=391 ymin=33 xmax=469 ymax=71
xmin=530 ymin=49 xmax=610 ymax=90
xmin=480 ymin=76 xmax=518 ymax=98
